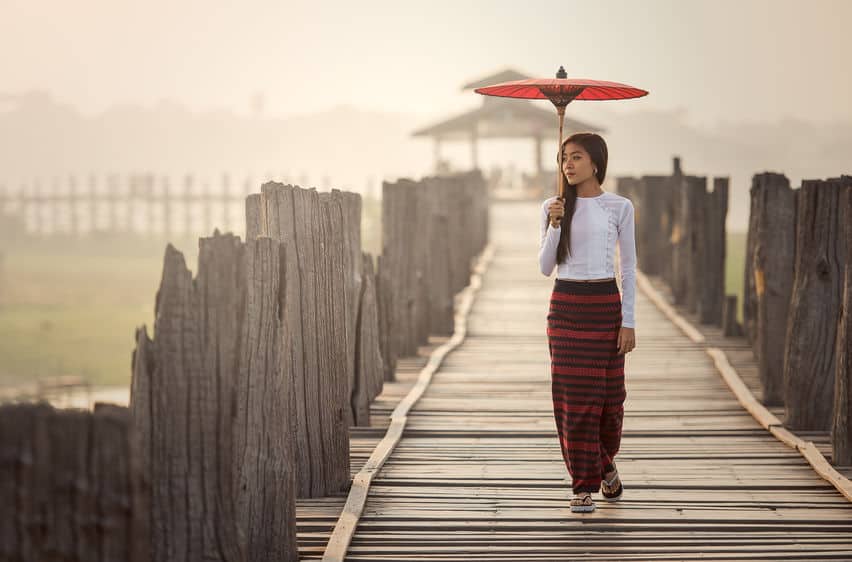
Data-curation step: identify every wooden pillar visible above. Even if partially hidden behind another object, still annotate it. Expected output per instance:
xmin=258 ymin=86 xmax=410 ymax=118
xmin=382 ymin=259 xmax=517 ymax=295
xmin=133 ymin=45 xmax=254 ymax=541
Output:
xmin=833 ymin=176 xmax=852 ymax=465
xmin=107 ymin=174 xmax=119 ymax=233
xmin=32 ymin=179 xmax=42 ymax=236
xmin=201 ymin=180 xmax=212 ymax=236
xmin=184 ymin=175 xmax=193 ymax=238
xmin=0 ymin=403 xmax=150 ymax=561
xmin=162 ymin=176 xmax=172 ymax=239
xmin=784 ymin=178 xmax=846 ymax=430
xmin=131 ymin=234 xmax=298 ymax=560
xmin=128 ymin=174 xmax=139 ymax=234
xmin=49 ymin=177 xmax=59 ymax=236
xmin=247 ymin=183 xmax=351 ymax=498
xmin=68 ymin=176 xmax=79 ymax=237
xmin=698 ymin=177 xmax=729 ymax=325
xmin=143 ymin=174 xmax=154 ymax=237
xmin=87 ymin=175 xmax=97 ymax=234
xmin=746 ymin=172 xmax=795 ymax=406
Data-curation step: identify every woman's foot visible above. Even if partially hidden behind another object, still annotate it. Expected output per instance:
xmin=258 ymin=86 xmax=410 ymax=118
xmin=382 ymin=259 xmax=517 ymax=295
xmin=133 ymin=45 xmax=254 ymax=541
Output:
xmin=601 ymin=464 xmax=623 ymax=501
xmin=570 ymin=492 xmax=596 ymax=512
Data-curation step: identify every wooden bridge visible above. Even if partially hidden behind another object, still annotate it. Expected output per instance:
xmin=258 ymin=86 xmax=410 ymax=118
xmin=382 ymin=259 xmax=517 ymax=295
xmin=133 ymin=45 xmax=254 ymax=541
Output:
xmin=306 ymin=199 xmax=852 ymax=561
xmin=5 ymin=172 xmax=852 ymax=562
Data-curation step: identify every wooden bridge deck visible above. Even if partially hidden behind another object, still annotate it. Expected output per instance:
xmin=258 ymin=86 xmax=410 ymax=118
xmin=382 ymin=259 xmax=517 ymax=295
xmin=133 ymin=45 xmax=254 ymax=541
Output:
xmin=306 ymin=200 xmax=852 ymax=561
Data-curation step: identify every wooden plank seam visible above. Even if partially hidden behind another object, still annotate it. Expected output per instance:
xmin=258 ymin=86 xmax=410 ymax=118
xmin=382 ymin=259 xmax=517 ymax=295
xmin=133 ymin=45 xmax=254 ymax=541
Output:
xmin=637 ymin=270 xmax=852 ymax=503
xmin=321 ymin=243 xmax=497 ymax=561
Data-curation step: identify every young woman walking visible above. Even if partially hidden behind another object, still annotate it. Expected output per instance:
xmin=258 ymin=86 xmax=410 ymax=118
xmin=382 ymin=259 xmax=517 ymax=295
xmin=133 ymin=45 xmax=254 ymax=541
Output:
xmin=539 ymin=132 xmax=636 ymax=513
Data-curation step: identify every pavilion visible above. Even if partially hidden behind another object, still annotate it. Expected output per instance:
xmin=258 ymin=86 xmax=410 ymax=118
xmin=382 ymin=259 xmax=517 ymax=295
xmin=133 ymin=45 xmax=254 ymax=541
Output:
xmin=411 ymin=69 xmax=605 ymax=175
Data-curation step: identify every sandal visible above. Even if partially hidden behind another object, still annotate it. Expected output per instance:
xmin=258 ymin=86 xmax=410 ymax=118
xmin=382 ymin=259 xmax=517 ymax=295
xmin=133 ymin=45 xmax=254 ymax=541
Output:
xmin=601 ymin=464 xmax=624 ymax=502
xmin=570 ymin=492 xmax=596 ymax=513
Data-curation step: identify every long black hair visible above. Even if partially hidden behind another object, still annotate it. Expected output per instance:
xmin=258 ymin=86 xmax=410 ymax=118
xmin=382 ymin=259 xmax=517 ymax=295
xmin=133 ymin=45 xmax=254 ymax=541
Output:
xmin=555 ymin=132 xmax=609 ymax=264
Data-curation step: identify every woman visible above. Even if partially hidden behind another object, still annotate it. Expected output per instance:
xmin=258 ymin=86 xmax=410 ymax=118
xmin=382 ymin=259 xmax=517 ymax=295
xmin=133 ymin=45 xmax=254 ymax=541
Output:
xmin=539 ymin=132 xmax=636 ymax=513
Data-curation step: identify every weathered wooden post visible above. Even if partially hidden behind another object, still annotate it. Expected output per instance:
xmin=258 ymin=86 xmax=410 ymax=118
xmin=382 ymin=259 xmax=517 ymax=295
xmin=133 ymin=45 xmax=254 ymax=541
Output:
xmin=382 ymin=178 xmax=414 ymax=357
xmin=87 ymin=174 xmax=98 ymax=234
xmin=143 ymin=174 xmax=154 ymax=236
xmin=413 ymin=181 xmax=433 ymax=347
xmin=682 ymin=175 xmax=706 ymax=312
xmin=316 ymin=190 xmax=356 ymax=483
xmin=201 ymin=180 xmax=212 ymax=235
xmin=697 ymin=177 xmax=729 ymax=325
xmin=352 ymin=251 xmax=385 ymax=426
xmin=183 ymin=174 xmax=193 ymax=237
xmin=784 ymin=178 xmax=847 ymax=430
xmin=833 ymin=176 xmax=852 ymax=465
xmin=642 ymin=175 xmax=674 ymax=277
xmin=0 ymin=403 xmax=150 ymax=561
xmin=376 ymin=253 xmax=399 ymax=382
xmin=162 ymin=176 xmax=172 ymax=239
xmin=131 ymin=239 xmax=244 ymax=562
xmin=332 ymin=189 xmax=363 ymax=429
xmin=31 ymin=179 xmax=42 ymax=235
xmin=108 ymin=174 xmax=120 ymax=234
xmin=232 ymin=236 xmax=298 ymax=561
xmin=744 ymin=172 xmax=796 ymax=405
xmin=68 ymin=175 xmax=80 ymax=237
xmin=131 ymin=232 xmax=299 ymax=561
xmin=662 ymin=161 xmax=683 ymax=291
xmin=246 ymin=182 xmax=351 ymax=498
xmin=48 ymin=177 xmax=59 ymax=236
xmin=427 ymin=179 xmax=453 ymax=335
xmin=128 ymin=174 xmax=139 ymax=234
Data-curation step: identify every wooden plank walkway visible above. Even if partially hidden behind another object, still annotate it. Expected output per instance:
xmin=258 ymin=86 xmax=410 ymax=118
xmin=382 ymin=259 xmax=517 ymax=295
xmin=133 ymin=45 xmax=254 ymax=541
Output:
xmin=310 ymin=199 xmax=852 ymax=561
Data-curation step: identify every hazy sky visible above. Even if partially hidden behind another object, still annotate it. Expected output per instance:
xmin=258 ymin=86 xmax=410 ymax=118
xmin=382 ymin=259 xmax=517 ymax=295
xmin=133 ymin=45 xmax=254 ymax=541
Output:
xmin=3 ymin=0 xmax=851 ymax=130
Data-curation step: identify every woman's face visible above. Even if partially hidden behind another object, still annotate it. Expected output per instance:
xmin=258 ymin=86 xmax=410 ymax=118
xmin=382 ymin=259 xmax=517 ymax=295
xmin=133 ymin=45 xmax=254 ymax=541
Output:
xmin=561 ymin=142 xmax=596 ymax=185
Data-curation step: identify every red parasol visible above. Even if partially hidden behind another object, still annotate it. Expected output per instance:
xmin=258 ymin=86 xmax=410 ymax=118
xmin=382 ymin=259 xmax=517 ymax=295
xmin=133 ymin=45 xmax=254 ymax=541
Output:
xmin=475 ymin=66 xmax=648 ymax=224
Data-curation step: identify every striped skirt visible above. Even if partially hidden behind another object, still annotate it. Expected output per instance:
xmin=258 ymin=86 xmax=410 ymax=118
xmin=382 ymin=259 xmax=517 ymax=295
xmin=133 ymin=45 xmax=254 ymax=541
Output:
xmin=547 ymin=278 xmax=626 ymax=494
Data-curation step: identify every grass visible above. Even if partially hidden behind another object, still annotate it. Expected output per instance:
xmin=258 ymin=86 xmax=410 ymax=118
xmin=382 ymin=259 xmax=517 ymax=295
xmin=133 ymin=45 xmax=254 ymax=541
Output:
xmin=726 ymin=230 xmax=747 ymax=324
xmin=0 ymin=240 xmax=197 ymax=388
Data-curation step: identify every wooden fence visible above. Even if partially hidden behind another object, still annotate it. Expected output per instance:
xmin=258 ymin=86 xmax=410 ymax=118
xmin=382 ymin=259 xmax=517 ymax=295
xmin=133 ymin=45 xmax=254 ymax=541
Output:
xmin=741 ymin=173 xmax=852 ymax=460
xmin=0 ymin=170 xmax=489 ymax=561
xmin=616 ymin=157 xmax=732 ymax=331
xmin=617 ymin=161 xmax=852 ymax=470
xmin=0 ymin=402 xmax=149 ymax=562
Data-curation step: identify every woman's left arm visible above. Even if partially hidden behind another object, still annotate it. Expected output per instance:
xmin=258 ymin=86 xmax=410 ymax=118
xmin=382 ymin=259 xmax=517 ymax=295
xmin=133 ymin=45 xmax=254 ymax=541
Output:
xmin=617 ymin=199 xmax=637 ymax=354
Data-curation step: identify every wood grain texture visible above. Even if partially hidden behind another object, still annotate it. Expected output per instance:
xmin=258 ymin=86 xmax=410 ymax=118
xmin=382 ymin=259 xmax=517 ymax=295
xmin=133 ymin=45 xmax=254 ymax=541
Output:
xmin=0 ymin=403 xmax=149 ymax=562
xmin=784 ymin=179 xmax=847 ymax=430
xmin=833 ymin=176 xmax=852 ymax=466
xmin=748 ymin=172 xmax=795 ymax=406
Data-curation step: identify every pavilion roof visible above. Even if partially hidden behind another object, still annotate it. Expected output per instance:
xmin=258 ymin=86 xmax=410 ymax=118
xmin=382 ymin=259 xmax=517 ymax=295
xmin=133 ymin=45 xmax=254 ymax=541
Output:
xmin=412 ymin=68 xmax=605 ymax=140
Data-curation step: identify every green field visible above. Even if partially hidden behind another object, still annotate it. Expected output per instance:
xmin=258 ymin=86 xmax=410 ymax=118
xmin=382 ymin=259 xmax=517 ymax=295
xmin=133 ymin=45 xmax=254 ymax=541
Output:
xmin=0 ymin=226 xmax=746 ymax=390
xmin=0 ymin=237 xmax=198 ymax=389
xmin=726 ymin=230 xmax=747 ymax=324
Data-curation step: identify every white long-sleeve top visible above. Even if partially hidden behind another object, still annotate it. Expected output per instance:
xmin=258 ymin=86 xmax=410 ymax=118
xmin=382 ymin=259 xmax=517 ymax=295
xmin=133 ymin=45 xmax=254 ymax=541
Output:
xmin=539 ymin=191 xmax=637 ymax=328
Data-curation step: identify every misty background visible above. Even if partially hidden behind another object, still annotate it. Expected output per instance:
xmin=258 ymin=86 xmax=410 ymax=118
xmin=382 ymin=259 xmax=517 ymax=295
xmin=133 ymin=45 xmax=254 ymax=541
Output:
xmin=2 ymin=0 xmax=851 ymax=232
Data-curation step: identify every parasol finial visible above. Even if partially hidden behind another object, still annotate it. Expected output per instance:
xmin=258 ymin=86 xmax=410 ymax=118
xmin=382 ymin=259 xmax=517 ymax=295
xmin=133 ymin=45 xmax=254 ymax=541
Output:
xmin=556 ymin=66 xmax=567 ymax=79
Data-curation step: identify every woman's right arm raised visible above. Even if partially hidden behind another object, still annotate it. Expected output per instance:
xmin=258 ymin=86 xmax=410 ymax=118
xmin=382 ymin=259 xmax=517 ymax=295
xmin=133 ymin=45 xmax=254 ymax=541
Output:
xmin=539 ymin=198 xmax=561 ymax=276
